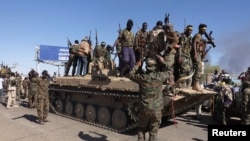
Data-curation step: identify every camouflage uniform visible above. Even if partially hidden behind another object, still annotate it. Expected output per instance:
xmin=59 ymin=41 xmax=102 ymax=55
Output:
xmin=127 ymin=58 xmax=168 ymax=141
xmin=156 ymin=24 xmax=178 ymax=85
xmin=6 ymin=73 xmax=18 ymax=108
xmin=16 ymin=74 xmax=22 ymax=100
xmin=65 ymin=41 xmax=79 ymax=76
xmin=241 ymin=70 xmax=250 ymax=125
xmin=219 ymin=83 xmax=233 ymax=125
xmin=134 ymin=22 xmax=149 ymax=73
xmin=28 ymin=75 xmax=38 ymax=108
xmin=22 ymin=77 xmax=29 ymax=99
xmin=177 ymin=26 xmax=193 ymax=85
xmin=36 ymin=73 xmax=50 ymax=124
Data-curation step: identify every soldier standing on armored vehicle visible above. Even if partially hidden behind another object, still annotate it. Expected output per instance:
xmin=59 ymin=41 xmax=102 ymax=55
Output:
xmin=176 ymin=25 xmax=193 ymax=87
xmin=127 ymin=57 xmax=168 ymax=141
xmin=134 ymin=22 xmax=149 ymax=73
xmin=76 ymin=37 xmax=92 ymax=76
xmin=28 ymin=69 xmax=38 ymax=108
xmin=64 ymin=40 xmax=80 ymax=77
xmin=36 ymin=70 xmax=50 ymax=125
xmin=116 ymin=19 xmax=135 ymax=77
xmin=156 ymin=23 xmax=179 ymax=85
xmin=241 ymin=67 xmax=250 ymax=125
xmin=191 ymin=24 xmax=208 ymax=92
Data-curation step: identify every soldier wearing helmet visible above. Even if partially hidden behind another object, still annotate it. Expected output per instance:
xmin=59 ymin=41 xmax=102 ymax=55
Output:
xmin=36 ymin=69 xmax=50 ymax=125
xmin=127 ymin=57 xmax=168 ymax=141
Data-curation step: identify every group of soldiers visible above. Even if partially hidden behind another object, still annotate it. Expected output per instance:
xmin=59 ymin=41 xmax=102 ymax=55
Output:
xmin=0 ymin=66 xmax=51 ymax=125
xmin=112 ymin=18 xmax=215 ymax=93
xmin=64 ymin=36 xmax=113 ymax=77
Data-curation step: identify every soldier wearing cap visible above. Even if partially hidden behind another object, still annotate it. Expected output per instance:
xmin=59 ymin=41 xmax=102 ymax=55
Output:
xmin=127 ymin=57 xmax=168 ymax=141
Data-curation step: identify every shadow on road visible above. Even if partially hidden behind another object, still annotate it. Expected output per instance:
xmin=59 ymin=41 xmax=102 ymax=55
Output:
xmin=78 ymin=131 xmax=109 ymax=141
xmin=12 ymin=114 xmax=38 ymax=123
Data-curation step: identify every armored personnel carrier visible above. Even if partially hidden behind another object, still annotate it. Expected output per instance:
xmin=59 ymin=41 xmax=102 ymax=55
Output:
xmin=49 ymin=65 xmax=217 ymax=133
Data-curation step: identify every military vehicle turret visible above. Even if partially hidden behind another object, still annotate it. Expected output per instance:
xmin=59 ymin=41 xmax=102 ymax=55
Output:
xmin=49 ymin=62 xmax=217 ymax=133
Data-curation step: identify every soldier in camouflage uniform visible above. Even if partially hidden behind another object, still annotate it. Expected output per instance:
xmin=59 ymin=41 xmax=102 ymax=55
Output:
xmin=241 ymin=67 xmax=250 ymax=125
xmin=22 ymin=77 xmax=29 ymax=100
xmin=176 ymin=25 xmax=193 ymax=86
xmin=28 ymin=69 xmax=38 ymax=108
xmin=88 ymin=41 xmax=110 ymax=74
xmin=5 ymin=72 xmax=19 ymax=108
xmin=127 ymin=58 xmax=168 ymax=141
xmin=156 ymin=23 xmax=179 ymax=85
xmin=36 ymin=70 xmax=50 ymax=125
xmin=191 ymin=24 xmax=207 ymax=92
xmin=134 ymin=22 xmax=149 ymax=73
xmin=15 ymin=73 xmax=22 ymax=100
xmin=65 ymin=40 xmax=79 ymax=76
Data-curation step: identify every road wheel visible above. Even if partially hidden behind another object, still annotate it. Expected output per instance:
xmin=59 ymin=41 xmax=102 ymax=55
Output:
xmin=55 ymin=99 xmax=64 ymax=113
xmin=97 ymin=106 xmax=111 ymax=126
xmin=75 ymin=103 xmax=84 ymax=119
xmin=65 ymin=101 xmax=74 ymax=116
xmin=112 ymin=109 xmax=128 ymax=130
xmin=85 ymin=104 xmax=96 ymax=122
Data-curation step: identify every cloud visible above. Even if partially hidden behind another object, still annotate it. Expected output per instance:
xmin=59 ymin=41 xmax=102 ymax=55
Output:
xmin=216 ymin=26 xmax=250 ymax=74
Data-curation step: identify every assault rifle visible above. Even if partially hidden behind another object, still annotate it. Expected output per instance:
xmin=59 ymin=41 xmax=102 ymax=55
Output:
xmin=93 ymin=29 xmax=98 ymax=57
xmin=204 ymin=31 xmax=216 ymax=47
xmin=66 ymin=37 xmax=72 ymax=48
xmin=164 ymin=13 xmax=170 ymax=24
xmin=113 ymin=24 xmax=122 ymax=61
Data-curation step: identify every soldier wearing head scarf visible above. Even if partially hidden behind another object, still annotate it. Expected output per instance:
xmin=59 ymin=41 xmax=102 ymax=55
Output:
xmin=117 ymin=19 xmax=135 ymax=77
xmin=36 ymin=70 xmax=50 ymax=125
xmin=127 ymin=57 xmax=168 ymax=141
xmin=191 ymin=24 xmax=208 ymax=92
xmin=176 ymin=25 xmax=193 ymax=86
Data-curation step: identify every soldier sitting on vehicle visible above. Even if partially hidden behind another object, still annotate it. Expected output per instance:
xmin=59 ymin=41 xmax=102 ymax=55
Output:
xmin=88 ymin=41 xmax=111 ymax=76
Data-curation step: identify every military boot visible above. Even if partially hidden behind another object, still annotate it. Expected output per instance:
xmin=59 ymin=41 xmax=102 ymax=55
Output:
xmin=137 ymin=131 xmax=145 ymax=141
xmin=192 ymin=80 xmax=203 ymax=92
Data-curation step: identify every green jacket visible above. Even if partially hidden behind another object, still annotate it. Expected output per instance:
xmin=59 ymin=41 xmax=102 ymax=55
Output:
xmin=127 ymin=66 xmax=168 ymax=111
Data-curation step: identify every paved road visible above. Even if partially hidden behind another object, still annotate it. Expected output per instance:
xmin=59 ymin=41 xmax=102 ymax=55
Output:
xmin=0 ymin=100 xmax=241 ymax=141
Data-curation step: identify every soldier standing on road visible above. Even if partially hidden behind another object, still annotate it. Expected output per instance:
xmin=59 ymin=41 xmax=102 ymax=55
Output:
xmin=36 ymin=70 xmax=50 ymax=125
xmin=28 ymin=69 xmax=38 ymax=108
xmin=5 ymin=72 xmax=19 ymax=109
xmin=241 ymin=67 xmax=250 ymax=125
xmin=0 ymin=77 xmax=4 ymax=103
xmin=127 ymin=58 xmax=168 ymax=141
xmin=15 ymin=73 xmax=22 ymax=100
xmin=64 ymin=40 xmax=80 ymax=76
xmin=22 ymin=77 xmax=29 ymax=100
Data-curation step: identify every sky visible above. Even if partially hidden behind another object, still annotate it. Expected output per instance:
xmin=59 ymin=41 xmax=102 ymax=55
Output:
xmin=1 ymin=0 xmax=250 ymax=76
